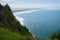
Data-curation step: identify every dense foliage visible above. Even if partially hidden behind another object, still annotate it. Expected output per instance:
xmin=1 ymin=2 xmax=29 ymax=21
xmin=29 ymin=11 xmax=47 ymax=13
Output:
xmin=51 ymin=31 xmax=60 ymax=40
xmin=0 ymin=4 xmax=32 ymax=36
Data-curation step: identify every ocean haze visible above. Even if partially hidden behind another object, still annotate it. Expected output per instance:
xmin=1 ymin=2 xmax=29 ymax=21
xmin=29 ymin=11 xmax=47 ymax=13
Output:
xmin=14 ymin=9 xmax=60 ymax=38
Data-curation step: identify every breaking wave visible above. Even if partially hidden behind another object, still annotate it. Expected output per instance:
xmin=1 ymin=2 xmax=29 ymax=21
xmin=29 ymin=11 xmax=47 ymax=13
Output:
xmin=13 ymin=9 xmax=39 ymax=25
xmin=13 ymin=10 xmax=40 ymax=15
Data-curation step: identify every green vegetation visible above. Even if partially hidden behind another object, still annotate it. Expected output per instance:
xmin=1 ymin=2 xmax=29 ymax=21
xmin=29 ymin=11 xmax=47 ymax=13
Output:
xmin=51 ymin=31 xmax=60 ymax=40
xmin=0 ymin=28 xmax=39 ymax=40
xmin=0 ymin=4 xmax=31 ymax=35
xmin=0 ymin=4 xmax=39 ymax=40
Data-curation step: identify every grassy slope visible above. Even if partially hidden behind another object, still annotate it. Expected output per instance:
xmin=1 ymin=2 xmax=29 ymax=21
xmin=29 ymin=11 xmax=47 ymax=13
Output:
xmin=0 ymin=28 xmax=38 ymax=40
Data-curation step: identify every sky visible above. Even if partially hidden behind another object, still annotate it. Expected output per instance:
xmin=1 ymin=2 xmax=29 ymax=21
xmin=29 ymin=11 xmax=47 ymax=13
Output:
xmin=0 ymin=0 xmax=60 ymax=8
xmin=0 ymin=0 xmax=60 ymax=25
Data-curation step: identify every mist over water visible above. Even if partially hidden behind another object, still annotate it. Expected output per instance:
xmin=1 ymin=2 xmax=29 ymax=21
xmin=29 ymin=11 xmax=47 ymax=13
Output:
xmin=13 ymin=10 xmax=60 ymax=38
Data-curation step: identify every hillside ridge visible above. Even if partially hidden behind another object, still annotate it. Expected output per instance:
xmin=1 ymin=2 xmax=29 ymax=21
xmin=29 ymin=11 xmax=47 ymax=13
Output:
xmin=0 ymin=4 xmax=39 ymax=40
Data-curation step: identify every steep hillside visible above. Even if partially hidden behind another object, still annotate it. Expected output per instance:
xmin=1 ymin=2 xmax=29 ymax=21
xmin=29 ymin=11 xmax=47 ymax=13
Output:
xmin=0 ymin=4 xmax=30 ymax=34
xmin=0 ymin=4 xmax=39 ymax=40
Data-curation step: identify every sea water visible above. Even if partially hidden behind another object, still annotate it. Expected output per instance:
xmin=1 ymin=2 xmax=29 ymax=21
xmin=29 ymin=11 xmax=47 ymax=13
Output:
xmin=14 ymin=10 xmax=60 ymax=38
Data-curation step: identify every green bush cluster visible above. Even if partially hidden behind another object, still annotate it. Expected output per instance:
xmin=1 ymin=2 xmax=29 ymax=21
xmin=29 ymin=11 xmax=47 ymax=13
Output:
xmin=51 ymin=31 xmax=60 ymax=40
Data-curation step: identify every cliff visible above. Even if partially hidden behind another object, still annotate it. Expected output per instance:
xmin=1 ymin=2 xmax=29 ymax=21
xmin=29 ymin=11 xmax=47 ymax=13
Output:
xmin=0 ymin=4 xmax=29 ymax=34
xmin=0 ymin=4 xmax=39 ymax=40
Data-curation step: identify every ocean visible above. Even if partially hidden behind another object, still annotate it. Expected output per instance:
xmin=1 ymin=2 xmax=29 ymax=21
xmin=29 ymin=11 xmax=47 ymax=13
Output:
xmin=13 ymin=9 xmax=60 ymax=38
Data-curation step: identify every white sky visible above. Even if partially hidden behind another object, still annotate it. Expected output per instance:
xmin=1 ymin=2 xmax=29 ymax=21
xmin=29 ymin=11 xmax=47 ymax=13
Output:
xmin=0 ymin=0 xmax=60 ymax=9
